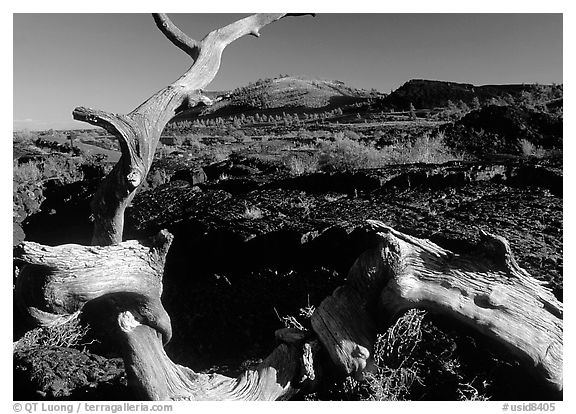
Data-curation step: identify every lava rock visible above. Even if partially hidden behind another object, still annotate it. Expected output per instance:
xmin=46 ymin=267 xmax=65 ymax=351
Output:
xmin=13 ymin=347 xmax=129 ymax=400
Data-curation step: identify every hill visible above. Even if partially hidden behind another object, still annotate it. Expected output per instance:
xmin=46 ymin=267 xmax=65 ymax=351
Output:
xmin=171 ymin=76 xmax=381 ymax=122
xmin=380 ymin=79 xmax=562 ymax=110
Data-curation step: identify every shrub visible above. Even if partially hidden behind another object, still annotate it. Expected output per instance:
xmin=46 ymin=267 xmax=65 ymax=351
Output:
xmin=242 ymin=202 xmax=263 ymax=220
xmin=13 ymin=130 xmax=37 ymax=144
xmin=286 ymin=155 xmax=319 ymax=176
xmin=393 ymin=131 xmax=462 ymax=164
xmin=230 ymin=129 xmax=246 ymax=141
xmin=292 ymin=195 xmax=314 ymax=217
xmin=319 ymin=309 xmax=425 ymax=401
xmin=296 ymin=130 xmax=314 ymax=141
xmin=14 ymin=156 xmax=85 ymax=185
xmin=343 ymin=129 xmax=361 ymax=141
xmin=183 ymin=135 xmax=207 ymax=153
xmin=316 ymin=131 xmax=461 ymax=171
xmin=317 ymin=133 xmax=391 ymax=171
xmin=13 ymin=160 xmax=43 ymax=184
xmin=146 ymin=168 xmax=170 ymax=189
xmin=519 ymin=139 xmax=547 ymax=158
xmin=457 ymin=381 xmax=490 ymax=401
xmin=361 ymin=309 xmax=425 ymax=400
xmin=211 ymin=146 xmax=232 ymax=162
xmin=13 ymin=312 xmax=91 ymax=353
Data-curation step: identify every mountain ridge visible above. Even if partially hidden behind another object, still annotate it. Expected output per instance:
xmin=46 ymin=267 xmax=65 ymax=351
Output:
xmin=170 ymin=76 xmax=562 ymax=123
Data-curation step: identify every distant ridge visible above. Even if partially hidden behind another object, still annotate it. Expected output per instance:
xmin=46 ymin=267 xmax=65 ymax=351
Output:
xmin=170 ymin=76 xmax=562 ymax=123
xmin=381 ymin=79 xmax=562 ymax=110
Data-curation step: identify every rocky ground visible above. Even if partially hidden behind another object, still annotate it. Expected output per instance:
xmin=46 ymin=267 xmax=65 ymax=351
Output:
xmin=13 ymin=152 xmax=562 ymax=400
xmin=13 ymin=78 xmax=563 ymax=401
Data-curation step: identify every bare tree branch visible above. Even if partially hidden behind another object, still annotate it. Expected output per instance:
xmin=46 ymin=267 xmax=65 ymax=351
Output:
xmin=152 ymin=13 xmax=200 ymax=60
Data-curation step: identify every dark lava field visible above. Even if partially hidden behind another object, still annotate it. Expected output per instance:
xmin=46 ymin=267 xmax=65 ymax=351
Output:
xmin=13 ymin=79 xmax=563 ymax=401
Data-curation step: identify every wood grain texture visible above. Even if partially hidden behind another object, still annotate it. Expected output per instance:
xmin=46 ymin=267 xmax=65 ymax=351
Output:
xmin=14 ymin=231 xmax=173 ymax=342
xmin=361 ymin=221 xmax=562 ymax=390
xmin=117 ymin=311 xmax=314 ymax=400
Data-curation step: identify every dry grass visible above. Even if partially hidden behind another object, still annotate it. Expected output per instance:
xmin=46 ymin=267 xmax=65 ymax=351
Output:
xmin=13 ymin=130 xmax=37 ymax=144
xmin=519 ymin=139 xmax=547 ymax=158
xmin=317 ymin=133 xmax=392 ymax=171
xmin=13 ymin=160 xmax=43 ymax=184
xmin=13 ymin=312 xmax=92 ymax=353
xmin=301 ymin=131 xmax=462 ymax=173
xmin=242 ymin=202 xmax=263 ymax=220
xmin=457 ymin=379 xmax=490 ymax=401
xmin=394 ymin=131 xmax=463 ymax=164
xmin=361 ymin=309 xmax=425 ymax=400
xmin=286 ymin=155 xmax=319 ymax=176
xmin=275 ymin=296 xmax=316 ymax=331
xmin=13 ymin=157 xmax=85 ymax=186
xmin=321 ymin=309 xmax=426 ymax=401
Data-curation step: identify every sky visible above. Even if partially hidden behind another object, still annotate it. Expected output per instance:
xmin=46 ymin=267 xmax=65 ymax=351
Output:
xmin=13 ymin=13 xmax=563 ymax=131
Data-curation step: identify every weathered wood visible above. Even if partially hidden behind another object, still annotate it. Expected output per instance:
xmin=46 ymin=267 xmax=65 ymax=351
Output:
xmin=14 ymin=231 xmax=173 ymax=342
xmin=117 ymin=310 xmax=318 ymax=400
xmin=15 ymin=230 xmax=321 ymax=400
xmin=311 ymin=286 xmax=377 ymax=380
xmin=352 ymin=221 xmax=562 ymax=390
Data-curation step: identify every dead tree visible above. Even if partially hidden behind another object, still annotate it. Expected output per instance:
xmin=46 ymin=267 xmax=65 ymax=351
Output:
xmin=14 ymin=13 xmax=562 ymax=400
xmin=73 ymin=13 xmax=312 ymax=246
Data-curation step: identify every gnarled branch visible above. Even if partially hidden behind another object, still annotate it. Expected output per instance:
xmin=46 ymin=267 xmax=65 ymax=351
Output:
xmin=152 ymin=13 xmax=200 ymax=60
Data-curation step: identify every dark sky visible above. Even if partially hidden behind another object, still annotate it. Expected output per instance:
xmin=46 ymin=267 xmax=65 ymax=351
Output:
xmin=13 ymin=13 xmax=563 ymax=130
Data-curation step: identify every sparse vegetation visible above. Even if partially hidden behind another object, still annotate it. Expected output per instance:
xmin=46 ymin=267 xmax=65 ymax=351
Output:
xmin=396 ymin=131 xmax=463 ymax=164
xmin=317 ymin=133 xmax=390 ymax=171
xmin=13 ymin=313 xmax=92 ymax=353
xmin=352 ymin=309 xmax=425 ymax=401
xmin=145 ymin=168 xmax=171 ymax=189
xmin=13 ymin=160 xmax=43 ymax=184
xmin=286 ymin=155 xmax=319 ymax=176
xmin=519 ymin=138 xmax=547 ymax=158
xmin=312 ymin=130 xmax=461 ymax=171
xmin=292 ymin=195 xmax=314 ymax=217
xmin=242 ymin=202 xmax=263 ymax=220
xmin=13 ymin=130 xmax=38 ymax=144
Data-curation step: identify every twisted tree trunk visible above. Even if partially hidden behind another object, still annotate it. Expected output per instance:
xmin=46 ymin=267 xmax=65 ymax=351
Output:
xmin=311 ymin=221 xmax=562 ymax=390
xmin=14 ymin=231 xmax=173 ymax=342
xmin=117 ymin=314 xmax=320 ymax=400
